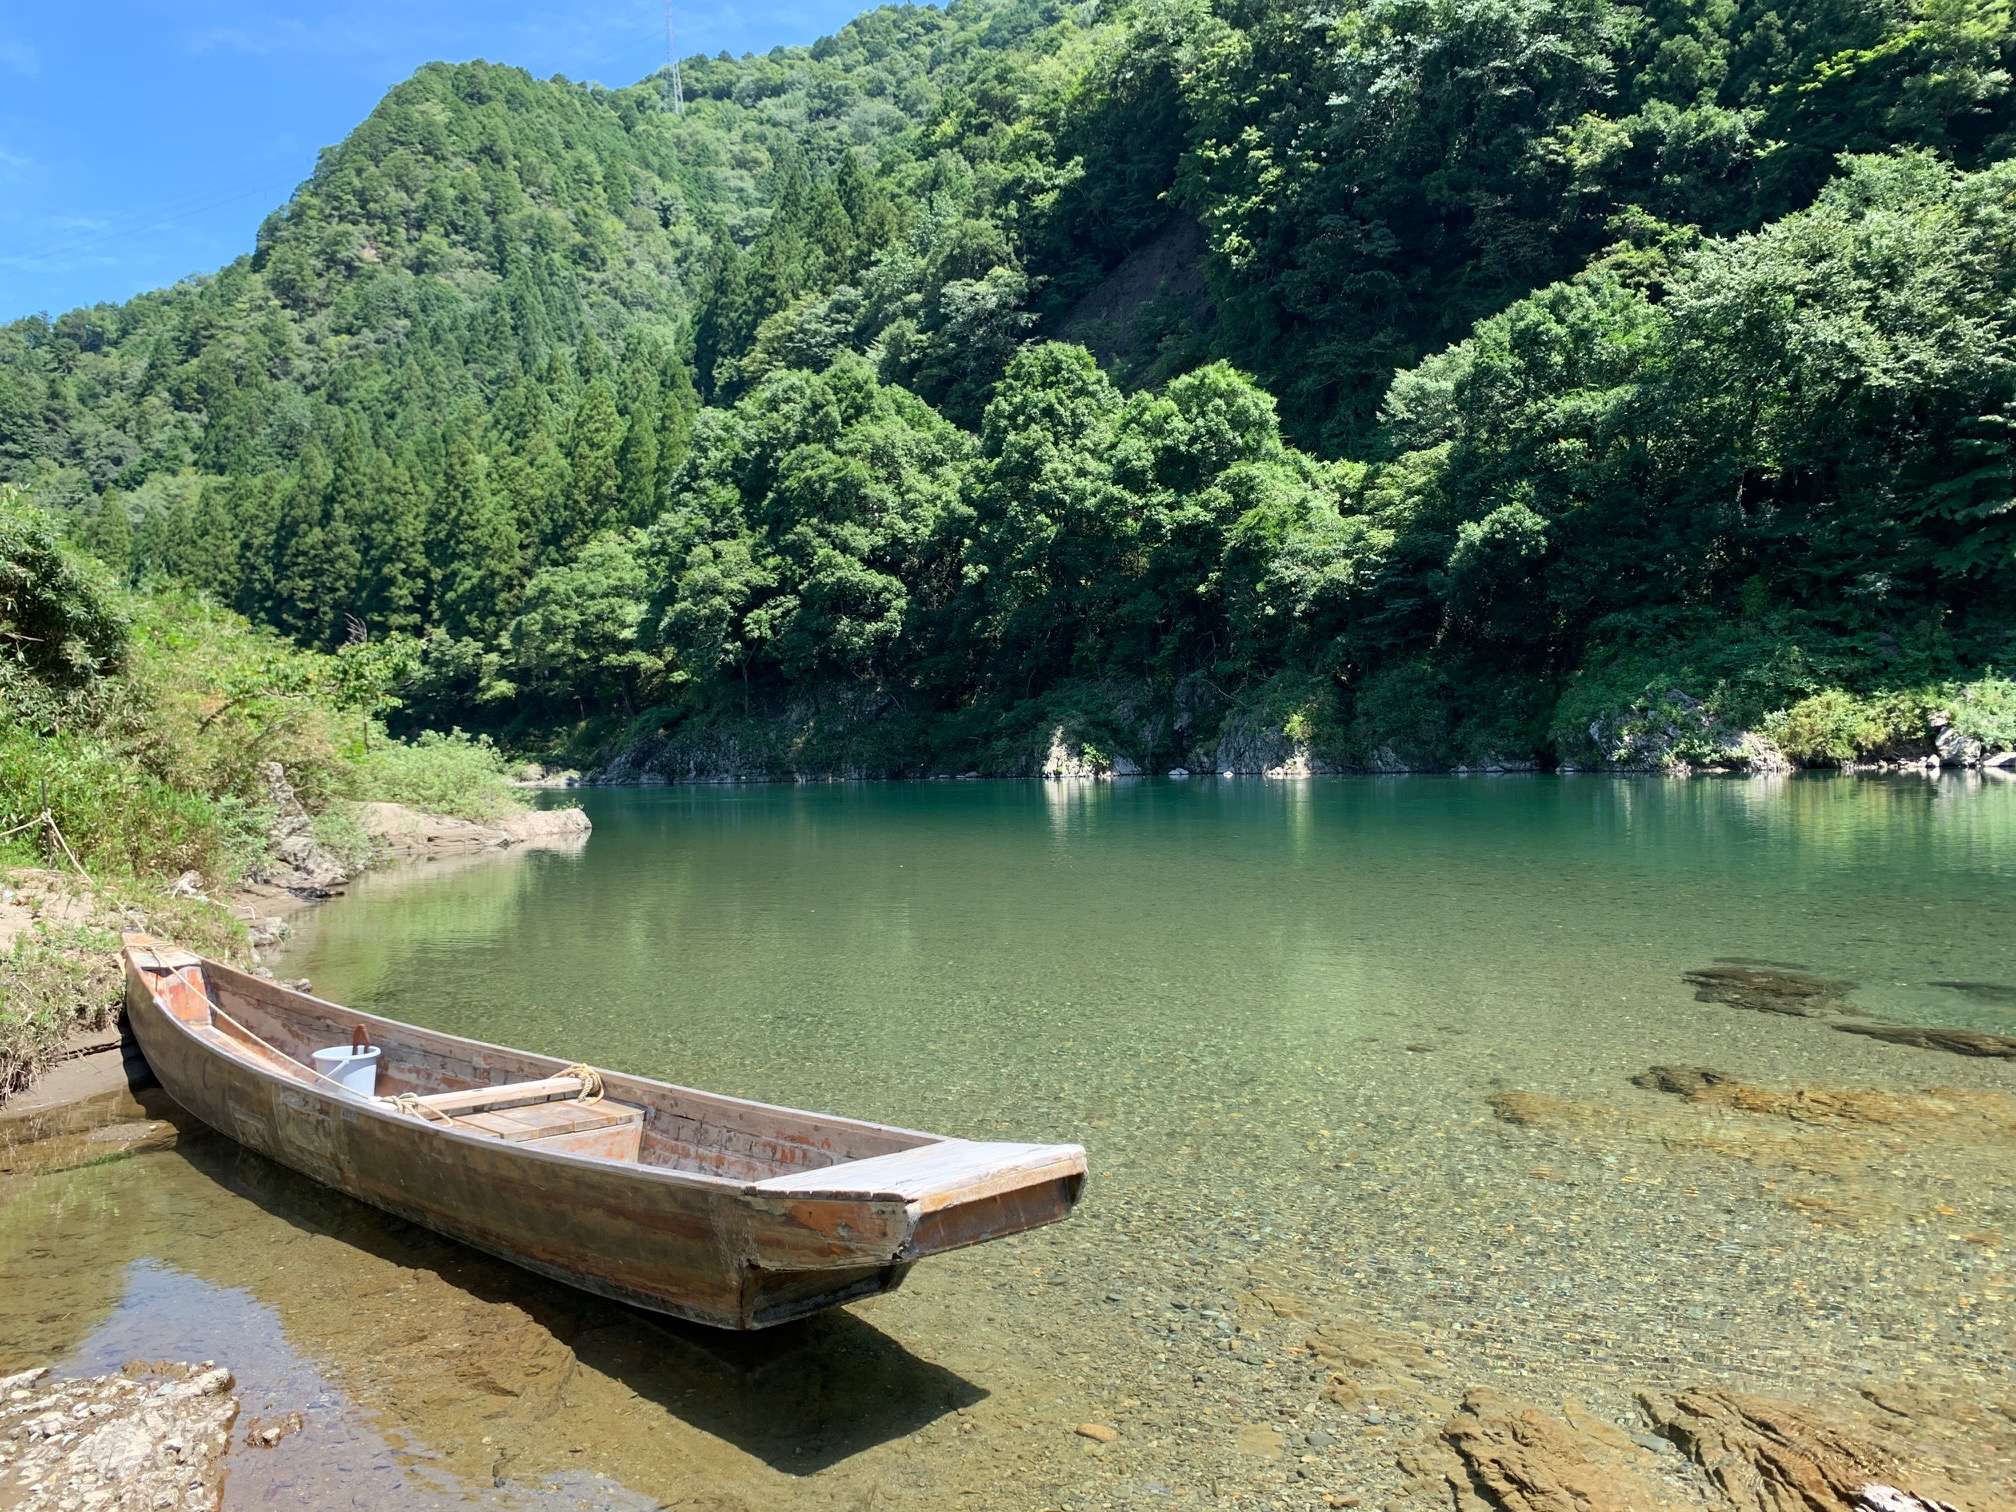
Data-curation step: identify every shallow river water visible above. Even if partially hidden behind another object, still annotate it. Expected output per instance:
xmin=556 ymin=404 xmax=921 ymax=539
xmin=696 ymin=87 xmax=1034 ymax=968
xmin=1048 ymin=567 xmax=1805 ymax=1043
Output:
xmin=5 ymin=775 xmax=2015 ymax=1510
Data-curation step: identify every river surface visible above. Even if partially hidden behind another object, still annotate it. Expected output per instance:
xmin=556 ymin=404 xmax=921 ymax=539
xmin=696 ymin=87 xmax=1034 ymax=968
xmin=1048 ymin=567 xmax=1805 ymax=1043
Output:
xmin=5 ymin=775 xmax=2015 ymax=1509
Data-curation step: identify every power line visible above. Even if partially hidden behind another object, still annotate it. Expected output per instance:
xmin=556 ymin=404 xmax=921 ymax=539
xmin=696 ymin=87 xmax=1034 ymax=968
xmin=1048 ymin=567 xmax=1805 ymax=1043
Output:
xmin=14 ymin=166 xmax=308 ymax=273
xmin=563 ymin=15 xmax=676 ymax=89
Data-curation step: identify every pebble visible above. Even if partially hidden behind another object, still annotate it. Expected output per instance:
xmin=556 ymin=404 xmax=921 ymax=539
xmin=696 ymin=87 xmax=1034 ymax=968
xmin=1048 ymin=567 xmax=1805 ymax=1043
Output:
xmin=1074 ymin=1423 xmax=1118 ymax=1443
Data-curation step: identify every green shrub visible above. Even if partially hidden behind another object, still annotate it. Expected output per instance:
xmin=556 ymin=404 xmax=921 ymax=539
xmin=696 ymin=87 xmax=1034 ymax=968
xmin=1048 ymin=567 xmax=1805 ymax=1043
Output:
xmin=310 ymin=803 xmax=378 ymax=874
xmin=1350 ymin=660 xmax=1550 ymax=766
xmin=0 ymin=486 xmax=127 ymax=729
xmin=123 ymin=593 xmax=372 ymax=815
xmin=1948 ymin=675 xmax=2016 ymax=749
xmin=1763 ymin=690 xmax=1881 ymax=764
xmin=352 ymin=729 xmax=521 ymax=822
xmin=1764 ymin=689 xmax=1936 ymax=764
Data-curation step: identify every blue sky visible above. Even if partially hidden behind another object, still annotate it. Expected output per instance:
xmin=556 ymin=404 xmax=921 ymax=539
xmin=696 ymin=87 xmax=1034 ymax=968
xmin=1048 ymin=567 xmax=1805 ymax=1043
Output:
xmin=0 ymin=0 xmax=874 ymax=322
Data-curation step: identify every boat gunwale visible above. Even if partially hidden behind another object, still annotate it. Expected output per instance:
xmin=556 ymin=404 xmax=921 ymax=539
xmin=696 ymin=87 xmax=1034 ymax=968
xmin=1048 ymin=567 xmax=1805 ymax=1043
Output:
xmin=125 ymin=942 xmax=954 ymax=1197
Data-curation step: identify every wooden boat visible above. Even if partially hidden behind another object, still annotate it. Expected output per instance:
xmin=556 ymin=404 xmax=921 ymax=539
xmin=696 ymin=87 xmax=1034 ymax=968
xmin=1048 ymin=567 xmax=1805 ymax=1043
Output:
xmin=121 ymin=935 xmax=1087 ymax=1329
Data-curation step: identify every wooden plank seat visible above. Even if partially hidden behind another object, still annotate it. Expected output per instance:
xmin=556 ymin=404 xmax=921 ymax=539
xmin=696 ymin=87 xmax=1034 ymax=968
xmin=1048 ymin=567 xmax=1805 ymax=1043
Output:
xmin=405 ymin=1076 xmax=594 ymax=1115
xmin=399 ymin=1077 xmax=647 ymax=1162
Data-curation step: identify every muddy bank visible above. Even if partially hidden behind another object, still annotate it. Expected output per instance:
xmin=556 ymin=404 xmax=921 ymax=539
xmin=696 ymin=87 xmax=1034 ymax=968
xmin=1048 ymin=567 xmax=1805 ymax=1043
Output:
xmin=222 ymin=801 xmax=589 ymax=951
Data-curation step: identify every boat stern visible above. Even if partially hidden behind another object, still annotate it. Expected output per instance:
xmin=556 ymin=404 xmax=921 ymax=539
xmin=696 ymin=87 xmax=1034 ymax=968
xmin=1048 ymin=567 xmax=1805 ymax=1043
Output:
xmin=752 ymin=1138 xmax=1087 ymax=1262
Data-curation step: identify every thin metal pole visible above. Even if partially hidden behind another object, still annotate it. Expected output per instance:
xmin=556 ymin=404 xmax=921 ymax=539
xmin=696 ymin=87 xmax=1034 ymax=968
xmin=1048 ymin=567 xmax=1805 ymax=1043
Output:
xmin=666 ymin=2 xmax=685 ymax=114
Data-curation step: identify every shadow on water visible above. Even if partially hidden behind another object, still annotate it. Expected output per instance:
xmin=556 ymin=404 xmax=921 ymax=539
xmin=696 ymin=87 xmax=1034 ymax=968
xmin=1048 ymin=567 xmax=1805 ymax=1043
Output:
xmin=571 ymin=1306 xmax=986 ymax=1474
xmin=162 ymin=1126 xmax=984 ymax=1476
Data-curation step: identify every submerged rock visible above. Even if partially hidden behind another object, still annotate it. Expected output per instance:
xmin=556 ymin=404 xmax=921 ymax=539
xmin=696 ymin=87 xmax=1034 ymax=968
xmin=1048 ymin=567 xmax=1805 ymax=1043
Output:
xmin=1638 ymin=1387 xmax=1979 ymax=1512
xmin=1684 ymin=965 xmax=1858 ymax=1017
xmin=1423 ymin=1388 xmax=1686 ymax=1512
xmin=1834 ymin=1022 xmax=2016 ymax=1059
xmin=1928 ymin=979 xmax=2016 ymax=1006
xmin=0 ymin=1361 xmax=238 ymax=1511
xmin=1631 ymin=1064 xmax=1738 ymax=1095
xmin=1485 ymin=1091 xmax=1597 ymax=1127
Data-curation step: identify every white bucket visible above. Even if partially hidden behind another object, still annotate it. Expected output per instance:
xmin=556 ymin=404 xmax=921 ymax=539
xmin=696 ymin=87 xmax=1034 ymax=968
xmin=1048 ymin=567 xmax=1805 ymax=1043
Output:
xmin=311 ymin=1044 xmax=380 ymax=1097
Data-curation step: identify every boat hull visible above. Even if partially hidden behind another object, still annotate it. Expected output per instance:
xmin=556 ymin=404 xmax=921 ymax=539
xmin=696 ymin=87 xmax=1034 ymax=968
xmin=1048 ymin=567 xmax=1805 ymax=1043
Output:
xmin=124 ymin=951 xmax=1080 ymax=1328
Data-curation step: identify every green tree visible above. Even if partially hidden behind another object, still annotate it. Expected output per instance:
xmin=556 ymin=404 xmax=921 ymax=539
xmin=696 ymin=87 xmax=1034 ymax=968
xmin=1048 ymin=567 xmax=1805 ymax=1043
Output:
xmin=91 ymin=492 xmax=133 ymax=585
xmin=355 ymin=452 xmax=433 ymax=635
xmin=968 ymin=343 xmax=1128 ymax=688
xmin=508 ymin=529 xmax=660 ymax=713
xmin=432 ymin=430 xmax=520 ymax=641
xmin=271 ymin=438 xmax=361 ymax=646
xmin=560 ymin=380 xmax=625 ymax=555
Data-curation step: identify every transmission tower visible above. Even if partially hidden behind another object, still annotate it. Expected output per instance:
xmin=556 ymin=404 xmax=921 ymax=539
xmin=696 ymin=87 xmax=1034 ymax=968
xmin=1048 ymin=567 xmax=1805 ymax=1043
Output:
xmin=665 ymin=2 xmax=685 ymax=114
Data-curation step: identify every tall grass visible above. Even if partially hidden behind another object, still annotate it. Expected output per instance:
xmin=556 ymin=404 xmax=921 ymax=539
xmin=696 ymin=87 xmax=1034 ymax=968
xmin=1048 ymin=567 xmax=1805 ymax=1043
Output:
xmin=0 ymin=927 xmax=122 ymax=1098
xmin=0 ymin=724 xmax=256 ymax=881
xmin=0 ymin=893 xmax=246 ymax=1098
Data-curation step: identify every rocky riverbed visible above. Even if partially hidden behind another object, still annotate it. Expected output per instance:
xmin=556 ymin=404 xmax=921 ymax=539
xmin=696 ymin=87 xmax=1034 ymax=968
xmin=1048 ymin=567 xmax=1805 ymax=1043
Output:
xmin=0 ymin=1361 xmax=238 ymax=1511
xmin=2 ymin=968 xmax=2010 ymax=1512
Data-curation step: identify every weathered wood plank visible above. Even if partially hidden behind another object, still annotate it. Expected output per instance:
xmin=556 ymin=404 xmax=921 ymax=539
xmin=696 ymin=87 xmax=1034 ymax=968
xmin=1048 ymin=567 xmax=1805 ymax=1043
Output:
xmin=456 ymin=1099 xmax=643 ymax=1143
xmin=408 ymin=1077 xmax=587 ymax=1114
xmin=757 ymin=1139 xmax=1089 ymax=1211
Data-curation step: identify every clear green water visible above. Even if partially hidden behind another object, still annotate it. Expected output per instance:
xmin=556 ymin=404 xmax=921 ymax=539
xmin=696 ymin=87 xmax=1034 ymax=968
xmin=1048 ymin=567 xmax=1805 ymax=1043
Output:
xmin=288 ymin=775 xmax=2016 ymax=1122
xmin=7 ymin=774 xmax=2015 ymax=1510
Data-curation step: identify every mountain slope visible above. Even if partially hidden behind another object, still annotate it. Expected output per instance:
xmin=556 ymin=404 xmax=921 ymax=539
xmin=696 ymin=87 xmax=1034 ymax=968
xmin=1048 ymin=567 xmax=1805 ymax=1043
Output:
xmin=5 ymin=0 xmax=2016 ymax=776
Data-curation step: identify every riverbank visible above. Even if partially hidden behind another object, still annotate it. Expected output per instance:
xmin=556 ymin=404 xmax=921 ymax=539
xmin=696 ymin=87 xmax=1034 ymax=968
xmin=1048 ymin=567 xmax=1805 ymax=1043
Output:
xmin=0 ymin=799 xmax=589 ymax=1121
xmin=588 ymin=677 xmax=2016 ymax=784
xmin=0 ymin=1361 xmax=239 ymax=1510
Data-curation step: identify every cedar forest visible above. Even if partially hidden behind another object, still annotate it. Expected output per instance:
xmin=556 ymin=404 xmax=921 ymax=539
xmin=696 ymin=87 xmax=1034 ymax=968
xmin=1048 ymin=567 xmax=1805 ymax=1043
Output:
xmin=8 ymin=0 xmax=2016 ymax=778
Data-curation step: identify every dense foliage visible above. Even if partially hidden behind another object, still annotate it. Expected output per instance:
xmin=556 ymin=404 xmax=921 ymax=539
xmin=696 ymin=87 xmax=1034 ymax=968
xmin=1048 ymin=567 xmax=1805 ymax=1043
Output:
xmin=0 ymin=487 xmax=516 ymax=880
xmin=6 ymin=0 xmax=2016 ymax=771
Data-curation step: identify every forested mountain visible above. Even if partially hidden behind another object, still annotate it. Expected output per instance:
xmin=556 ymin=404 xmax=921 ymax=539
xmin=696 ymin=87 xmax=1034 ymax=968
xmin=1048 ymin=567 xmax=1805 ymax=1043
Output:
xmin=6 ymin=0 xmax=2016 ymax=776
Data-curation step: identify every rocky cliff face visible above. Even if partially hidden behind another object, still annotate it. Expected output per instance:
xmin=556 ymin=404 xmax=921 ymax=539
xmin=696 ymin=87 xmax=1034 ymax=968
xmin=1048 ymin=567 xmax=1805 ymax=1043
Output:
xmin=1572 ymin=692 xmax=1795 ymax=775
xmin=588 ymin=679 xmax=2016 ymax=783
xmin=252 ymin=764 xmax=350 ymax=890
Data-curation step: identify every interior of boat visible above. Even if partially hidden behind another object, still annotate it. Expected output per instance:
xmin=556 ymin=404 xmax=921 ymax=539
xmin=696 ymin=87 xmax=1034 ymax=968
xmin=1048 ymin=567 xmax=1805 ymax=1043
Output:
xmin=135 ymin=944 xmax=933 ymax=1182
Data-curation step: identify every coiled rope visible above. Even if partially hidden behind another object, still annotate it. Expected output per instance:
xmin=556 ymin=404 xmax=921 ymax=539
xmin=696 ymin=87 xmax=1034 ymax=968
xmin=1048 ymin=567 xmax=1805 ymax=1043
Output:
xmin=560 ymin=1064 xmax=604 ymax=1104
xmin=391 ymin=1091 xmax=453 ymax=1123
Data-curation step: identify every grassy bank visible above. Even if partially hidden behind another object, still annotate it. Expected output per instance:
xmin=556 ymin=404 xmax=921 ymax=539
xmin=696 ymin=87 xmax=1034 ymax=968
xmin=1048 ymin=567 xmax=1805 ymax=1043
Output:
xmin=0 ymin=487 xmax=524 ymax=1098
